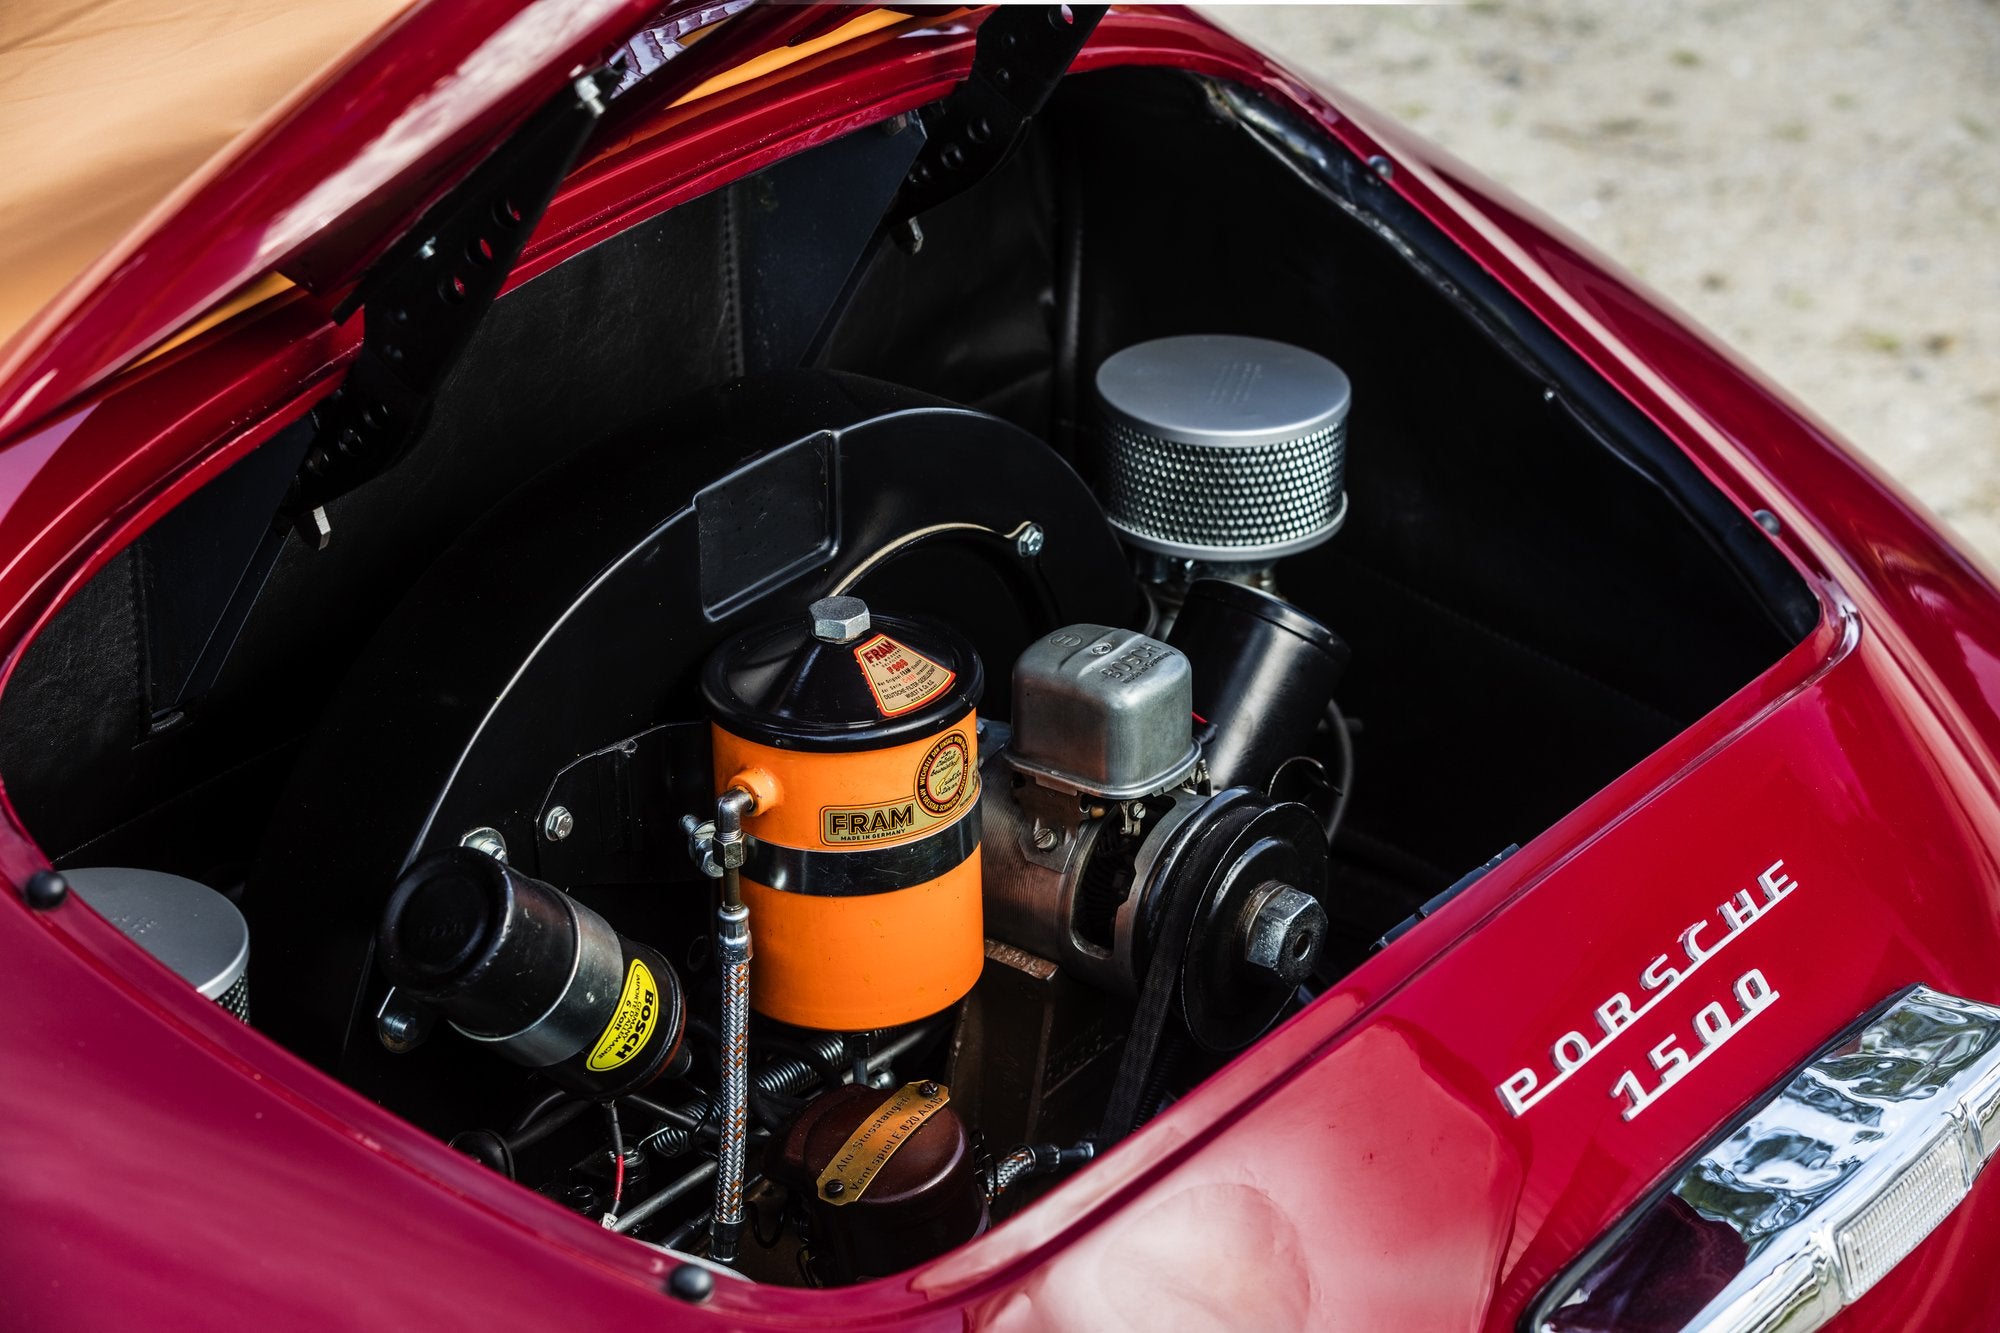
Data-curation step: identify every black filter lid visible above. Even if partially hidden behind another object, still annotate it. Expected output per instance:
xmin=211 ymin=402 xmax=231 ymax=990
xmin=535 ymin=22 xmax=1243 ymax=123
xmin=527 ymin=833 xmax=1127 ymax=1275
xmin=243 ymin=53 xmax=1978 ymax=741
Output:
xmin=703 ymin=597 xmax=983 ymax=751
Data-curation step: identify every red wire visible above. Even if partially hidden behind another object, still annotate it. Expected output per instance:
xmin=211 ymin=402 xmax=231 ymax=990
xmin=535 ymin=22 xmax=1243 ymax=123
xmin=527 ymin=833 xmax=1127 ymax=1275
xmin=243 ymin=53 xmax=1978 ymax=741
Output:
xmin=612 ymin=1147 xmax=626 ymax=1215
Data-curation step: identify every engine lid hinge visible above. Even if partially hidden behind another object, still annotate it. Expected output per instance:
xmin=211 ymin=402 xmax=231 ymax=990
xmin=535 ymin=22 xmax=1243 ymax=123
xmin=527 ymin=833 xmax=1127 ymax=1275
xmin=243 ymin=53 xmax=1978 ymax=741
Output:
xmin=289 ymin=68 xmax=617 ymax=522
xmin=889 ymin=4 xmax=1106 ymax=226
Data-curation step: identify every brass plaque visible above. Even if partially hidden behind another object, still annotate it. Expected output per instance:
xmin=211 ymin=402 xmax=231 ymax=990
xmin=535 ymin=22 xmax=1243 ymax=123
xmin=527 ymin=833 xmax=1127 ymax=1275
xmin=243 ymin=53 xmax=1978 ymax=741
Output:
xmin=814 ymin=1081 xmax=951 ymax=1206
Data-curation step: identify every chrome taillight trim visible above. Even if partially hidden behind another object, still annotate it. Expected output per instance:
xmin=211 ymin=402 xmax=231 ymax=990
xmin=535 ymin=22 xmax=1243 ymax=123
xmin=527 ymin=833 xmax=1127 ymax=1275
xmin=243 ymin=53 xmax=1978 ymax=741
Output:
xmin=1533 ymin=986 xmax=2000 ymax=1333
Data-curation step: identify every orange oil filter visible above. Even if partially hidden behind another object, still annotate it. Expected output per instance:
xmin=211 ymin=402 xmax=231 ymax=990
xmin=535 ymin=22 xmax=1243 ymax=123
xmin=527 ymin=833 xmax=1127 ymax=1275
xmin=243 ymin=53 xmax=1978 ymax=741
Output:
xmin=701 ymin=596 xmax=984 ymax=1031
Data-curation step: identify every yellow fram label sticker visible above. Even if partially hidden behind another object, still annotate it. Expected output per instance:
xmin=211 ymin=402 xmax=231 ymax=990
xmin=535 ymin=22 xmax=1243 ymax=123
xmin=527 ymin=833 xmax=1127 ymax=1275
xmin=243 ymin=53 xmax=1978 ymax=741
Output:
xmin=853 ymin=633 xmax=955 ymax=717
xmin=586 ymin=958 xmax=660 ymax=1072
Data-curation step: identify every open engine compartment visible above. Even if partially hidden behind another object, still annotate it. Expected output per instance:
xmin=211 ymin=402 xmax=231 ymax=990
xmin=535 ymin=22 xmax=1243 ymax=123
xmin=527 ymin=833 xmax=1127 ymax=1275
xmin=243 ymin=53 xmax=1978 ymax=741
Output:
xmin=0 ymin=65 xmax=1814 ymax=1284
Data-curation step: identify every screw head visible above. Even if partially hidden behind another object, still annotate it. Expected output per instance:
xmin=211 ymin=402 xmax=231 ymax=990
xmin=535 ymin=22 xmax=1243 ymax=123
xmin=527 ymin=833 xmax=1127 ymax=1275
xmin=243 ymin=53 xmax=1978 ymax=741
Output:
xmin=1031 ymin=823 xmax=1062 ymax=851
xmin=919 ymin=1080 xmax=941 ymax=1098
xmin=460 ymin=827 xmax=508 ymax=863
xmin=543 ymin=806 xmax=575 ymax=842
xmin=1239 ymin=883 xmax=1327 ymax=988
xmin=378 ymin=1008 xmax=424 ymax=1053
xmin=1015 ymin=523 xmax=1045 ymax=558
xmin=809 ymin=595 xmax=871 ymax=644
xmin=22 ymin=869 xmax=67 ymax=910
xmin=667 ymin=1265 xmax=714 ymax=1303
xmin=824 ymin=1180 xmax=846 ymax=1198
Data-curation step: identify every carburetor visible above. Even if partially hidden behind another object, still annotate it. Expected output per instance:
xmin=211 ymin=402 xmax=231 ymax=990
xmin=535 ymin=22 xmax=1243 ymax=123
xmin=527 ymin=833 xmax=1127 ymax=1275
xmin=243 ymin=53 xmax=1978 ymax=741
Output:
xmin=981 ymin=597 xmax=1344 ymax=1056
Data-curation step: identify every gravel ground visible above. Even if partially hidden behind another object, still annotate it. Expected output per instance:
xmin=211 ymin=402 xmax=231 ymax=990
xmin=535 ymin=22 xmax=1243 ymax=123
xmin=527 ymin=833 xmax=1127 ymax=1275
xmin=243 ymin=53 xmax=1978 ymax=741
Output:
xmin=1208 ymin=2 xmax=2000 ymax=563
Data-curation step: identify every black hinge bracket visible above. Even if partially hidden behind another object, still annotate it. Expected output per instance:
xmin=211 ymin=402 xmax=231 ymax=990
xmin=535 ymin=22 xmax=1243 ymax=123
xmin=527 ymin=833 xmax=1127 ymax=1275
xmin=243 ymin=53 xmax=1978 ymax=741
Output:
xmin=289 ymin=69 xmax=616 ymax=523
xmin=890 ymin=4 xmax=1105 ymax=225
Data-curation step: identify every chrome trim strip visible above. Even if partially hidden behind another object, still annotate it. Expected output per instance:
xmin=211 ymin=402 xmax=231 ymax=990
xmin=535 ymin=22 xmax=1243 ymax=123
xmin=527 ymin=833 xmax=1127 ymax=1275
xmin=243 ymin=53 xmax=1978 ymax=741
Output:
xmin=1536 ymin=986 xmax=2000 ymax=1333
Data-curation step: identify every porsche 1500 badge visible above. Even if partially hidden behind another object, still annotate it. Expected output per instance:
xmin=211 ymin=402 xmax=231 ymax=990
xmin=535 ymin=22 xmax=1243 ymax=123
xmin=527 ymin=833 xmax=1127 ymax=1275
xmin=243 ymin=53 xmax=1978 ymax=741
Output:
xmin=1498 ymin=859 xmax=1797 ymax=1119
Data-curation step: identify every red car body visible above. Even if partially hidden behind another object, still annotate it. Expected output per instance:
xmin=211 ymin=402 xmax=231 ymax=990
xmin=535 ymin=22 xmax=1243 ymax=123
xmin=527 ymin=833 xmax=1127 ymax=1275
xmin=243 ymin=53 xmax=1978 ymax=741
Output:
xmin=3 ymin=6 xmax=1997 ymax=1329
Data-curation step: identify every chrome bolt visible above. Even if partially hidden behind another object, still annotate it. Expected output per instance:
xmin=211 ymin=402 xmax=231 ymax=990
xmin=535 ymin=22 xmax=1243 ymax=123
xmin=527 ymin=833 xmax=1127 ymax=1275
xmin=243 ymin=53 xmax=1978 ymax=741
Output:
xmin=810 ymin=595 xmax=871 ymax=644
xmin=376 ymin=989 xmax=435 ymax=1054
xmin=377 ymin=1007 xmax=426 ymax=1053
xmin=1032 ymin=823 xmax=1062 ymax=851
xmin=1239 ymin=883 xmax=1327 ymax=988
xmin=460 ymin=827 xmax=508 ymax=862
xmin=544 ymin=806 xmax=575 ymax=842
xmin=1015 ymin=523 xmax=1046 ymax=558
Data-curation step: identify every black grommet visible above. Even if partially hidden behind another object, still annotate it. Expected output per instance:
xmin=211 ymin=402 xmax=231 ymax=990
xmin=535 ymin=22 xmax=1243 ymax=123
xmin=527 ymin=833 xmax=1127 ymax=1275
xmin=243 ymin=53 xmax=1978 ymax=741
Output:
xmin=667 ymin=1264 xmax=714 ymax=1303
xmin=23 ymin=869 xmax=68 ymax=910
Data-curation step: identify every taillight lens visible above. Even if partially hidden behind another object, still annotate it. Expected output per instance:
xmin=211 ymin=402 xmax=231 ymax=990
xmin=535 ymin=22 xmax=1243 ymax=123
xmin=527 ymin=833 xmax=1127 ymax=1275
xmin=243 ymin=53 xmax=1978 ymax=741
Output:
xmin=1530 ymin=986 xmax=2000 ymax=1332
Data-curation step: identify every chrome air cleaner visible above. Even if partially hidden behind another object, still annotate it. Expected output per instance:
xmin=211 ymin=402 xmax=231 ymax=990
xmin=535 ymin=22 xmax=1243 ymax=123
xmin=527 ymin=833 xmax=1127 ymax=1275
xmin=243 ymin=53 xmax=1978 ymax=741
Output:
xmin=67 ymin=867 xmax=251 ymax=1020
xmin=1091 ymin=334 xmax=1351 ymax=565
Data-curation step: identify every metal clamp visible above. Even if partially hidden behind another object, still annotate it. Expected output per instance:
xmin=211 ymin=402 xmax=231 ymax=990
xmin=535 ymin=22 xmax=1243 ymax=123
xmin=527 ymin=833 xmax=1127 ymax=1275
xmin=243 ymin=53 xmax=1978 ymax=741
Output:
xmin=682 ymin=815 xmax=723 ymax=879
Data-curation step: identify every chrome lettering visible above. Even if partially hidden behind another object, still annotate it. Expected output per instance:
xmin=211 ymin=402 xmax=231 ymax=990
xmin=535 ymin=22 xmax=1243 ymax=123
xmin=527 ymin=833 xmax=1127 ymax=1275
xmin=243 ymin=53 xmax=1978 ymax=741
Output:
xmin=1718 ymin=889 xmax=1762 ymax=933
xmin=1498 ymin=1068 xmax=1539 ymax=1117
xmin=1640 ymin=954 xmax=1681 ymax=991
xmin=1594 ymin=992 xmax=1637 ymax=1037
xmin=1497 ymin=857 xmax=1801 ymax=1119
xmin=1613 ymin=966 xmax=1782 ymax=1121
xmin=1552 ymin=1031 xmax=1594 ymax=1073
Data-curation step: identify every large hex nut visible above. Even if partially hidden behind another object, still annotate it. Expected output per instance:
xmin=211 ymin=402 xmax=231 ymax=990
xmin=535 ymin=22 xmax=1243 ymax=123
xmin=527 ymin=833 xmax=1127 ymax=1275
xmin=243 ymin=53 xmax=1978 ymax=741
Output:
xmin=1240 ymin=883 xmax=1327 ymax=989
xmin=809 ymin=596 xmax=871 ymax=644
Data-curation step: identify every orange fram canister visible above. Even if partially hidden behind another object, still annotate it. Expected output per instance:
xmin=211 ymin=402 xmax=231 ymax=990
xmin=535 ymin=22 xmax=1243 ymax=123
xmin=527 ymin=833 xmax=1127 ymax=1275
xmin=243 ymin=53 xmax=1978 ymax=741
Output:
xmin=701 ymin=596 xmax=984 ymax=1031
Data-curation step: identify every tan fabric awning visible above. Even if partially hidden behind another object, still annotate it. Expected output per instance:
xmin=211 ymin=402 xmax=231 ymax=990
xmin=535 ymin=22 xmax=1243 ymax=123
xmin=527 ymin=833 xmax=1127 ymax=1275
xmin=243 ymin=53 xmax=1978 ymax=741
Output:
xmin=0 ymin=0 xmax=412 ymax=347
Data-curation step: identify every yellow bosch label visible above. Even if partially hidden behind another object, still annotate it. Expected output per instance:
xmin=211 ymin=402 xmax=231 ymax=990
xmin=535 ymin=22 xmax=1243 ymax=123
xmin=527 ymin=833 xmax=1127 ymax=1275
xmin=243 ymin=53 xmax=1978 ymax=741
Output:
xmin=853 ymin=633 xmax=955 ymax=717
xmin=816 ymin=1081 xmax=951 ymax=1206
xmin=586 ymin=958 xmax=660 ymax=1072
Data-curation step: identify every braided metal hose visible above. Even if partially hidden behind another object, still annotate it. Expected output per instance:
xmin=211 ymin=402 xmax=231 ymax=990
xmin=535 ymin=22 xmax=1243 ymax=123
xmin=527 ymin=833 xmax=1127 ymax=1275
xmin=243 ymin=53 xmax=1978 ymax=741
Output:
xmin=989 ymin=1149 xmax=1039 ymax=1200
xmin=713 ymin=907 xmax=750 ymax=1261
xmin=710 ymin=786 xmax=758 ymax=1265
xmin=986 ymin=1142 xmax=1097 ymax=1203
